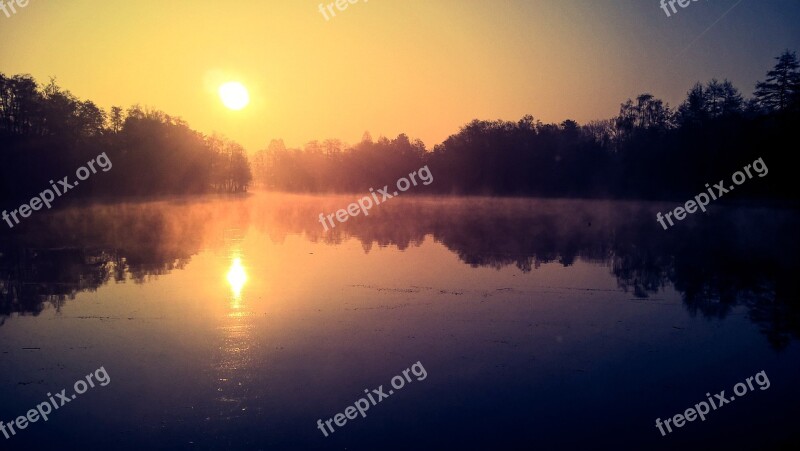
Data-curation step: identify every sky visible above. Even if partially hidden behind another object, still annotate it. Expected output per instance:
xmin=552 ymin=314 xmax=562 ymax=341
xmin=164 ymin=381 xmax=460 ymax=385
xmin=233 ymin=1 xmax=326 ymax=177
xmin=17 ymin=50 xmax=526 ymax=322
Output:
xmin=1 ymin=0 xmax=800 ymax=152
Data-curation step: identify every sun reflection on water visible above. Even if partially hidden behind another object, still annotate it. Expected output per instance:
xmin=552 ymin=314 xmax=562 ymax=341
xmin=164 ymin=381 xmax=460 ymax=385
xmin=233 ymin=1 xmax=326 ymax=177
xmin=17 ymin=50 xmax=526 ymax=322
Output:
xmin=227 ymin=256 xmax=247 ymax=306
xmin=213 ymin=250 xmax=255 ymax=417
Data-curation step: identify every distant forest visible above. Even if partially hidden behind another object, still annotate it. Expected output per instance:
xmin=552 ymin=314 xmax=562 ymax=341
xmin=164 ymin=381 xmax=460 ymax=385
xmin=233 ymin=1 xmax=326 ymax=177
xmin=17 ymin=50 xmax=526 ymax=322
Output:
xmin=0 ymin=77 xmax=252 ymax=205
xmin=252 ymin=50 xmax=800 ymax=200
xmin=2 ymin=50 xmax=800 ymax=204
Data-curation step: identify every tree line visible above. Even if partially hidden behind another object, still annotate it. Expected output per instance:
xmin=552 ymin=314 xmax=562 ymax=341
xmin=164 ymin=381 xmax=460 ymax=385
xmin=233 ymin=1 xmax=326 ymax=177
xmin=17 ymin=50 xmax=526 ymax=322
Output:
xmin=253 ymin=50 xmax=800 ymax=200
xmin=0 ymin=77 xmax=252 ymax=205
xmin=3 ymin=50 xmax=799 ymax=204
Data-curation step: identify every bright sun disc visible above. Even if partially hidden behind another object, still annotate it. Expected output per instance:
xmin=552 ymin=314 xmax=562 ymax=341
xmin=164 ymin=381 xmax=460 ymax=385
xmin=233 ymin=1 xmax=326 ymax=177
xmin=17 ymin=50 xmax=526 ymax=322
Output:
xmin=219 ymin=81 xmax=250 ymax=110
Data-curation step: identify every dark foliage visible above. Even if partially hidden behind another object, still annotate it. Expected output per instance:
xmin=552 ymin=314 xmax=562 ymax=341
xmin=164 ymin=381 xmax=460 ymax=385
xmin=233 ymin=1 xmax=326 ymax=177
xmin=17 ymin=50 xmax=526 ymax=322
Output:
xmin=0 ymin=76 xmax=252 ymax=206
xmin=252 ymin=51 xmax=800 ymax=201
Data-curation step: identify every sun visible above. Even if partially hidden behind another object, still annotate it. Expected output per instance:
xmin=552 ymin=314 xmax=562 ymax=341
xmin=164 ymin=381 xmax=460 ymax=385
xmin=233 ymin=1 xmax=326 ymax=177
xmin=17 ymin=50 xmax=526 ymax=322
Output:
xmin=219 ymin=81 xmax=250 ymax=110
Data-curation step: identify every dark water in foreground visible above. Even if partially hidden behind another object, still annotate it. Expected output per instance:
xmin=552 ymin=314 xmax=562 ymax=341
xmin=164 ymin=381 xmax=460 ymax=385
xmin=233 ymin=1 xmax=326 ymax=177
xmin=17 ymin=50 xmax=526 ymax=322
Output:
xmin=1 ymin=194 xmax=799 ymax=450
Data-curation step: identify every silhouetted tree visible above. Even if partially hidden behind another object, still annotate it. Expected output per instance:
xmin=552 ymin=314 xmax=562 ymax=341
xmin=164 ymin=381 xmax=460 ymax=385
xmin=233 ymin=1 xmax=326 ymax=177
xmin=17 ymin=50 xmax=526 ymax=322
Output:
xmin=678 ymin=79 xmax=743 ymax=126
xmin=109 ymin=106 xmax=124 ymax=133
xmin=710 ymin=79 xmax=744 ymax=118
xmin=677 ymin=83 xmax=710 ymax=127
xmin=754 ymin=50 xmax=800 ymax=113
xmin=616 ymin=94 xmax=673 ymax=137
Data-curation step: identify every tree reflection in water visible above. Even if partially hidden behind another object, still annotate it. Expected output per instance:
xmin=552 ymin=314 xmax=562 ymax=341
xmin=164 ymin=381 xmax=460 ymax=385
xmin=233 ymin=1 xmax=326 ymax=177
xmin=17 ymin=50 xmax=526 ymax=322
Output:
xmin=1 ymin=195 xmax=797 ymax=348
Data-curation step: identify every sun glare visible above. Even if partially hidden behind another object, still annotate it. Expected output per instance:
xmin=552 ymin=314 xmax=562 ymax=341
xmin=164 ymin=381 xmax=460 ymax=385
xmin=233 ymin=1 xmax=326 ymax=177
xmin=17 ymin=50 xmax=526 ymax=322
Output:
xmin=227 ymin=257 xmax=248 ymax=299
xmin=219 ymin=81 xmax=250 ymax=110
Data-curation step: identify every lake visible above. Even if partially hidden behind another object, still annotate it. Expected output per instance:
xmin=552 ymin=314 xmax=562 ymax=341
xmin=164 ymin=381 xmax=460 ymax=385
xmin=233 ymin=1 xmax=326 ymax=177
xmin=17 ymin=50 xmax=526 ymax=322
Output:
xmin=1 ymin=193 xmax=798 ymax=450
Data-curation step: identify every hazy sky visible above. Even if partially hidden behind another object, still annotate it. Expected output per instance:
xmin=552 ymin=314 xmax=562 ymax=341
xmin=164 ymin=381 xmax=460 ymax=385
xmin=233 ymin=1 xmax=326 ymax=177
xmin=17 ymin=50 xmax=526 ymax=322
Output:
xmin=2 ymin=0 xmax=799 ymax=152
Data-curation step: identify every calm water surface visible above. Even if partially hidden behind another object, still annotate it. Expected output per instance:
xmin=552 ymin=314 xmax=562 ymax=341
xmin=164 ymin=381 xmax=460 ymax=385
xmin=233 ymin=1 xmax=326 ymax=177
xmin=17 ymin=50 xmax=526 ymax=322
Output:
xmin=1 ymin=193 xmax=798 ymax=450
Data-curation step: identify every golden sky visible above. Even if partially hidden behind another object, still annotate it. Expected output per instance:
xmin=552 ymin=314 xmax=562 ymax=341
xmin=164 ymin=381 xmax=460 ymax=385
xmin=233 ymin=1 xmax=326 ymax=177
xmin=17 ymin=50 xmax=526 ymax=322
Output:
xmin=2 ymin=0 xmax=799 ymax=152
